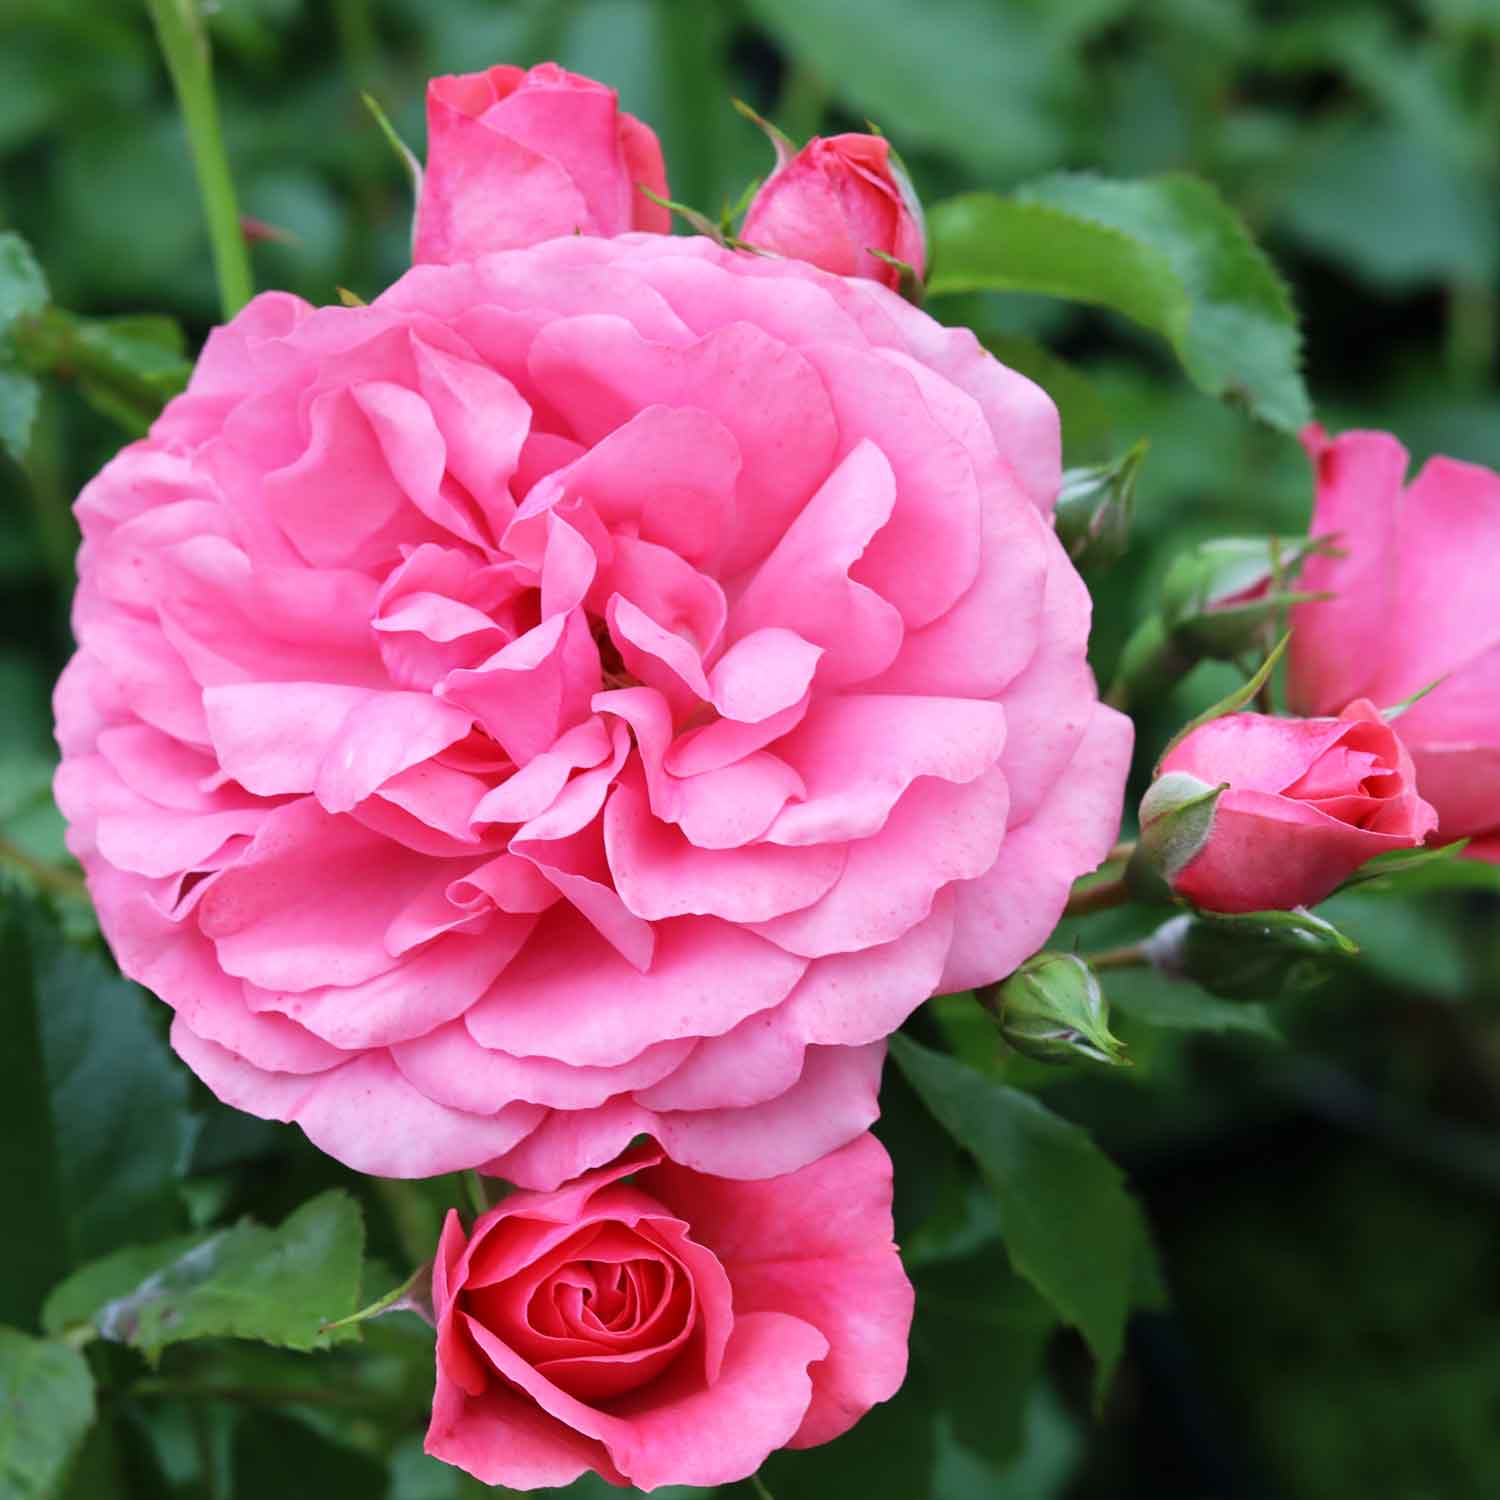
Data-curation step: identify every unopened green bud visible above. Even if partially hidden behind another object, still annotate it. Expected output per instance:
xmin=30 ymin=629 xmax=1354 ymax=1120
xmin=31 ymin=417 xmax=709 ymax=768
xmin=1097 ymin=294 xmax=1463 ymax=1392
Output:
xmin=1160 ymin=535 xmax=1329 ymax=660
xmin=1141 ymin=906 xmax=1358 ymax=1002
xmin=986 ymin=952 xmax=1127 ymax=1067
xmin=1054 ymin=441 xmax=1145 ymax=574
xmin=1107 ymin=536 xmax=1329 ymax=710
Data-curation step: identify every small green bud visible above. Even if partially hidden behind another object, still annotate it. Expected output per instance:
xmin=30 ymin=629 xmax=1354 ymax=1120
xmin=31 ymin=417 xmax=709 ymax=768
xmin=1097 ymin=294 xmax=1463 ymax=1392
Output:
xmin=1141 ymin=906 xmax=1358 ymax=1002
xmin=1054 ymin=440 xmax=1145 ymax=573
xmin=986 ymin=952 xmax=1127 ymax=1067
xmin=1128 ymin=772 xmax=1227 ymax=903
xmin=1159 ymin=535 xmax=1329 ymax=661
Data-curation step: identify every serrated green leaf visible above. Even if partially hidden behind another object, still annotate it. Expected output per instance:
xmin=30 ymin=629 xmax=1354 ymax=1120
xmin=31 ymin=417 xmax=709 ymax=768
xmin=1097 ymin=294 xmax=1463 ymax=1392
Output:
xmin=0 ymin=1326 xmax=95 ymax=1500
xmin=71 ymin=317 xmax=191 ymax=398
xmin=889 ymin=1034 xmax=1151 ymax=1392
xmin=0 ymin=370 xmax=40 ymax=466
xmin=932 ymin=191 xmax=1191 ymax=331
xmin=929 ymin=173 xmax=1311 ymax=432
xmin=83 ymin=1191 xmax=365 ymax=1361
xmin=0 ymin=893 xmax=195 ymax=1329
xmin=0 ymin=234 xmax=48 ymax=343
xmin=41 ymin=1235 xmax=210 ymax=1338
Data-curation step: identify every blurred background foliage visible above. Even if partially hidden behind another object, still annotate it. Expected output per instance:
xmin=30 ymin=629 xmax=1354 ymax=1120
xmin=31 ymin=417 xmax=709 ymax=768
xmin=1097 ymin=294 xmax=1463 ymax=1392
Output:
xmin=3 ymin=1 xmax=1500 ymax=1497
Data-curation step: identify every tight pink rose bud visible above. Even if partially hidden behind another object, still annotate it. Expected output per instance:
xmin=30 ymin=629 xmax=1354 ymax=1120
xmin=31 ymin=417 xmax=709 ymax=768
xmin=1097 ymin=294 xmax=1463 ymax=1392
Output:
xmin=414 ymin=62 xmax=670 ymax=264
xmin=1143 ymin=699 xmax=1438 ymax=913
xmin=1289 ymin=425 xmax=1500 ymax=860
xmin=741 ymin=133 xmax=926 ymax=291
xmin=425 ymin=1136 xmax=912 ymax=1491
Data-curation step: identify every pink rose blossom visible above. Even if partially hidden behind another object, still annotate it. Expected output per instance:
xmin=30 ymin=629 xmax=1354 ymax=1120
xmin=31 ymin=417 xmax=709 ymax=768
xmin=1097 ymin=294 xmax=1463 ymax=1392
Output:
xmin=424 ymin=1133 xmax=911 ymax=1490
xmin=1289 ymin=425 xmax=1500 ymax=860
xmin=414 ymin=62 xmax=670 ymax=265
xmin=1152 ymin=698 xmax=1437 ymax=913
xmin=741 ymin=132 xmax=927 ymax=291
xmin=54 ymin=229 xmax=1130 ymax=1187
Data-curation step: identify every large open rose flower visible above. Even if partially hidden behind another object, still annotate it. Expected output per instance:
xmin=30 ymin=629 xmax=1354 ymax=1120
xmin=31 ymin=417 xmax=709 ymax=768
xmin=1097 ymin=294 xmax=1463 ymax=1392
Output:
xmin=54 ymin=230 xmax=1130 ymax=1187
xmin=426 ymin=1134 xmax=911 ymax=1489
xmin=1290 ymin=425 xmax=1500 ymax=859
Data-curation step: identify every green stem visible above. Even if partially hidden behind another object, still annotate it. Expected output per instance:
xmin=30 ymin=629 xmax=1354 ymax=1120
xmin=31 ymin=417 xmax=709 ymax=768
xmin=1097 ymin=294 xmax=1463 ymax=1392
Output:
xmin=1104 ymin=614 xmax=1191 ymax=712
xmin=748 ymin=1475 xmax=777 ymax=1500
xmin=0 ymin=836 xmax=86 ymax=898
xmin=1088 ymin=943 xmax=1149 ymax=972
xmin=1064 ymin=873 xmax=1130 ymax=918
xmin=12 ymin=307 xmax=186 ymax=433
xmin=333 ymin=0 xmax=380 ymax=90
xmin=463 ymin=1169 xmax=491 ymax=1218
xmin=145 ymin=0 xmax=254 ymax=321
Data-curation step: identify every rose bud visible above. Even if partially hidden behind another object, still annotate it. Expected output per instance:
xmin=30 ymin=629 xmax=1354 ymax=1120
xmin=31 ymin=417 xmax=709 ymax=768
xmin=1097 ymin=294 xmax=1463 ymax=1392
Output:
xmin=1140 ymin=906 xmax=1358 ymax=1002
xmin=424 ymin=1137 xmax=912 ymax=1492
xmin=1289 ymin=425 xmax=1500 ymax=860
xmin=1136 ymin=699 xmax=1438 ymax=914
xmin=741 ymin=132 xmax=927 ymax=292
xmin=1110 ymin=534 xmax=1327 ymax=707
xmin=985 ymin=951 xmax=1126 ymax=1067
xmin=1053 ymin=441 xmax=1145 ymax=575
xmin=414 ymin=61 xmax=670 ymax=264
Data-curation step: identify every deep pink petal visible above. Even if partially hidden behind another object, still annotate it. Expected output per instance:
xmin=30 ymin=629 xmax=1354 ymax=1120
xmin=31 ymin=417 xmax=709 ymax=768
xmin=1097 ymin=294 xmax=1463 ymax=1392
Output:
xmin=641 ymin=1133 xmax=912 ymax=1448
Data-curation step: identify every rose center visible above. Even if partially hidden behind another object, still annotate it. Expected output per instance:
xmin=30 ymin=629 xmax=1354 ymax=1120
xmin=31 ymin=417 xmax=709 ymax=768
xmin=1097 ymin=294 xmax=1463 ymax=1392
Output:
xmin=591 ymin=614 xmax=639 ymax=691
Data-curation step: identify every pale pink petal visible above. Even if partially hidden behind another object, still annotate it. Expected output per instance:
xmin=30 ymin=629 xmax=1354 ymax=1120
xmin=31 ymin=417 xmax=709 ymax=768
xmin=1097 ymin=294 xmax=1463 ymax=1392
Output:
xmin=753 ymin=770 xmax=1009 ymax=958
xmin=941 ymin=704 xmax=1132 ymax=990
xmin=244 ymin=916 xmax=536 ymax=1049
xmin=730 ymin=440 xmax=904 ymax=687
xmin=764 ymin=694 xmax=1007 ymax=845
xmin=393 ymin=1022 xmax=694 ymax=1112
xmin=707 ymin=628 xmax=823 ymax=724
xmin=465 ymin=906 xmax=806 ymax=1067
xmin=801 ymin=343 xmax=981 ymax=629
xmin=526 ymin=316 xmax=838 ymax=576
xmin=171 ymin=1018 xmax=546 ymax=1177
xmin=605 ymin=771 xmax=845 ymax=923
xmin=194 ymin=798 xmax=440 ymax=992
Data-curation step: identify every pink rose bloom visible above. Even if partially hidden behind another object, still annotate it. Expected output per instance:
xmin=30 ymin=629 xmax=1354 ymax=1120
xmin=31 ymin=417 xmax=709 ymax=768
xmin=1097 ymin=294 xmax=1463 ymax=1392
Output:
xmin=741 ymin=133 xmax=927 ymax=291
xmin=54 ymin=229 xmax=1130 ymax=1188
xmin=414 ymin=62 xmax=671 ymax=264
xmin=425 ymin=1134 xmax=911 ymax=1490
xmin=1289 ymin=425 xmax=1500 ymax=859
xmin=1149 ymin=699 xmax=1438 ymax=913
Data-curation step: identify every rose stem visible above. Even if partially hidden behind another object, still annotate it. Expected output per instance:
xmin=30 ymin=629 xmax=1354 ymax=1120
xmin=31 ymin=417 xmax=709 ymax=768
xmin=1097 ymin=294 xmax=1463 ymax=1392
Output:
xmin=1088 ymin=944 xmax=1150 ymax=972
xmin=145 ymin=0 xmax=255 ymax=321
xmin=1063 ymin=874 xmax=1131 ymax=918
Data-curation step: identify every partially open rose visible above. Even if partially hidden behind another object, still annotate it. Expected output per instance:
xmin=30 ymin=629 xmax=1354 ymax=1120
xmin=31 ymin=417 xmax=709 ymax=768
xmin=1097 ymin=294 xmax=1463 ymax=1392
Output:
xmin=1290 ymin=425 xmax=1500 ymax=859
xmin=414 ymin=62 xmax=670 ymax=264
xmin=1142 ymin=699 xmax=1438 ymax=913
xmin=741 ymin=132 xmax=927 ymax=291
xmin=425 ymin=1134 xmax=911 ymax=1491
